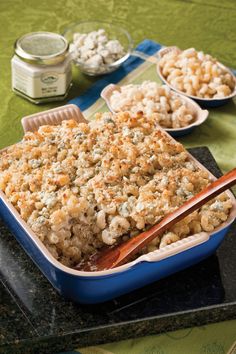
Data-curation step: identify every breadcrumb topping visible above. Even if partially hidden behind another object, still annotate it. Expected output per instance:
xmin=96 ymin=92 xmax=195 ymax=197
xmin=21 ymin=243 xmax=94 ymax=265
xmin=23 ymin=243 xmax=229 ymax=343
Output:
xmin=0 ymin=112 xmax=232 ymax=267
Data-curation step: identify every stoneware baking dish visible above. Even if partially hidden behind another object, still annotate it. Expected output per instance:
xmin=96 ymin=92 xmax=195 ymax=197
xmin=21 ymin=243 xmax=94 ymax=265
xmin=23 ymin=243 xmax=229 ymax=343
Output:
xmin=0 ymin=104 xmax=235 ymax=304
xmin=157 ymin=46 xmax=236 ymax=108
xmin=101 ymin=83 xmax=209 ymax=137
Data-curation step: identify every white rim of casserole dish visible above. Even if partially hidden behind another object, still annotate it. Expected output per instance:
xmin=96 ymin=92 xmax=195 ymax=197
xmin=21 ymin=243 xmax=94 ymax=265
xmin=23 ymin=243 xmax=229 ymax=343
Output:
xmin=156 ymin=46 xmax=236 ymax=102
xmin=0 ymin=104 xmax=235 ymax=277
xmin=100 ymin=83 xmax=209 ymax=133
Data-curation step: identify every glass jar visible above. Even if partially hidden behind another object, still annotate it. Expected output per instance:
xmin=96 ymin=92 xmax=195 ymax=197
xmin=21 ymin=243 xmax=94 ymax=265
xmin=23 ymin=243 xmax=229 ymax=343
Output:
xmin=11 ymin=32 xmax=72 ymax=104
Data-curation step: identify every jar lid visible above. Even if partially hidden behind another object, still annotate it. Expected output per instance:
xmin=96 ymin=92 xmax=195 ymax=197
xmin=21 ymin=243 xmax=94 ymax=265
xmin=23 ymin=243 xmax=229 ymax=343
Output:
xmin=15 ymin=32 xmax=69 ymax=65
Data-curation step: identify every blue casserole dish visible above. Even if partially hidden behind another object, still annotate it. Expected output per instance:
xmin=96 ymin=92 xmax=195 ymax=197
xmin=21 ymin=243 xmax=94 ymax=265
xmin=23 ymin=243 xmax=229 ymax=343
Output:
xmin=0 ymin=104 xmax=235 ymax=304
xmin=157 ymin=47 xmax=236 ymax=108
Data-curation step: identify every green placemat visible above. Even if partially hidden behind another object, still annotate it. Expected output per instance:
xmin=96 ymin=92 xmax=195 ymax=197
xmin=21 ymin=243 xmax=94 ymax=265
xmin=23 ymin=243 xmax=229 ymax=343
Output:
xmin=76 ymin=320 xmax=236 ymax=354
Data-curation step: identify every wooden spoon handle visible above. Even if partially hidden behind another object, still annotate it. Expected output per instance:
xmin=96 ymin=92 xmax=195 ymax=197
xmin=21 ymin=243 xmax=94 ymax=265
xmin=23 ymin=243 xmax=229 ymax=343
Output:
xmin=108 ymin=167 xmax=236 ymax=268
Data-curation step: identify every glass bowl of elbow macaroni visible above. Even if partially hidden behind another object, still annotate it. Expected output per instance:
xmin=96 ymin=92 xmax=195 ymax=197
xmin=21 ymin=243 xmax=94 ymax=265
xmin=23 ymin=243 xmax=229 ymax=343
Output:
xmin=63 ymin=20 xmax=133 ymax=76
xmin=157 ymin=46 xmax=236 ymax=107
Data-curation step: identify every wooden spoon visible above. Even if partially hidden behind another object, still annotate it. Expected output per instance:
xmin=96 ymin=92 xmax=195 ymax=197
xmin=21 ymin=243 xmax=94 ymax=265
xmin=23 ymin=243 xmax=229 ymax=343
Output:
xmin=75 ymin=168 xmax=236 ymax=272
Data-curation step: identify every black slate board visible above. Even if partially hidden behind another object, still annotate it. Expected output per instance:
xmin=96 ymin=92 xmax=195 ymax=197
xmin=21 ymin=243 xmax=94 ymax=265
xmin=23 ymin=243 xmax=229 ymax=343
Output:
xmin=0 ymin=147 xmax=236 ymax=354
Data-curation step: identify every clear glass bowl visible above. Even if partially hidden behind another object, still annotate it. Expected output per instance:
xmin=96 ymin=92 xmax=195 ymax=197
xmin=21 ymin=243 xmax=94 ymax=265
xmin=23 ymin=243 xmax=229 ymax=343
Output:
xmin=63 ymin=20 xmax=133 ymax=76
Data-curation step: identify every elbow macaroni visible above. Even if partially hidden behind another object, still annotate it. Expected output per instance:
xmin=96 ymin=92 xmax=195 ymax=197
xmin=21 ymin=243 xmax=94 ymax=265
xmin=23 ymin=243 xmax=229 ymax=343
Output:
xmin=109 ymin=82 xmax=195 ymax=129
xmin=159 ymin=48 xmax=235 ymax=98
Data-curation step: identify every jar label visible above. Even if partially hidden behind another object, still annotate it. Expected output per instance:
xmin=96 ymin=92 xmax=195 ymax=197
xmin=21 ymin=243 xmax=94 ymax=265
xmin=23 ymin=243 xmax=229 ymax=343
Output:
xmin=11 ymin=56 xmax=72 ymax=100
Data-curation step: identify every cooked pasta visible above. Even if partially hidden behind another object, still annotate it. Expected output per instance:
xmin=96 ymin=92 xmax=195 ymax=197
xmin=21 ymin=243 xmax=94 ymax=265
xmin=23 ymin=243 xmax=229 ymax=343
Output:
xmin=109 ymin=82 xmax=195 ymax=128
xmin=159 ymin=48 xmax=235 ymax=98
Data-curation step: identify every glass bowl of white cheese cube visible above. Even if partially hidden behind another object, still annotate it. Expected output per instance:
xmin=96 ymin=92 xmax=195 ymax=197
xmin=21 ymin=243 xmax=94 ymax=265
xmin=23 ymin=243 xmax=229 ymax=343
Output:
xmin=63 ymin=21 xmax=133 ymax=76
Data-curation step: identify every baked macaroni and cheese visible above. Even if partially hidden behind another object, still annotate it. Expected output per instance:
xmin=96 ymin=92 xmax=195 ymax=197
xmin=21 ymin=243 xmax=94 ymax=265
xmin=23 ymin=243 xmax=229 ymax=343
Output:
xmin=0 ymin=112 xmax=232 ymax=267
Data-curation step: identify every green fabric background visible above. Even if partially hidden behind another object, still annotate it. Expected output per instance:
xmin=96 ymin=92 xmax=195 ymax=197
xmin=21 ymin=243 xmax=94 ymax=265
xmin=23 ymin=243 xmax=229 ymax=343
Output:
xmin=0 ymin=0 xmax=236 ymax=353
